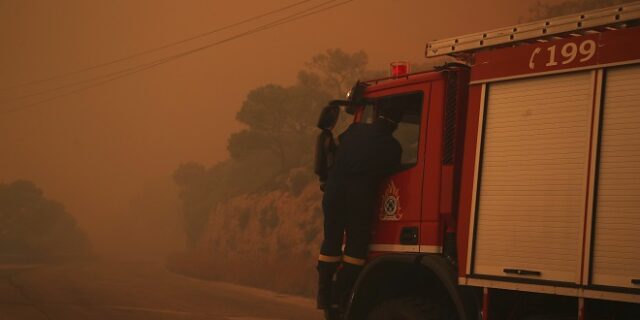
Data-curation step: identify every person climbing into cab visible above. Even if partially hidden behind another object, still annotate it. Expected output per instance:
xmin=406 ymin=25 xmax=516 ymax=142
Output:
xmin=314 ymin=92 xmax=402 ymax=320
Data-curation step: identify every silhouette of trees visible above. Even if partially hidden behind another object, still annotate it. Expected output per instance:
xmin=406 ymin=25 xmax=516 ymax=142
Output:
xmin=230 ymin=80 xmax=330 ymax=171
xmin=173 ymin=162 xmax=211 ymax=246
xmin=174 ymin=49 xmax=371 ymax=244
xmin=0 ymin=180 xmax=90 ymax=260
xmin=305 ymin=48 xmax=369 ymax=97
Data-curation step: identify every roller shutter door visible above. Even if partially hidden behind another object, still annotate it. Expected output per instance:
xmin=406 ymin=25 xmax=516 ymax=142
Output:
xmin=591 ymin=64 xmax=640 ymax=289
xmin=473 ymin=71 xmax=594 ymax=283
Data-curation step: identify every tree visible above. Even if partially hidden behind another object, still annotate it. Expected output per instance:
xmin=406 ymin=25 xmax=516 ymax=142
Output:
xmin=305 ymin=48 xmax=369 ymax=97
xmin=0 ymin=180 xmax=90 ymax=259
xmin=173 ymin=162 xmax=213 ymax=246
xmin=231 ymin=80 xmax=331 ymax=171
xmin=227 ymin=49 xmax=375 ymax=172
xmin=228 ymin=49 xmax=372 ymax=172
xmin=227 ymin=130 xmax=271 ymax=161
xmin=175 ymin=49 xmax=374 ymax=244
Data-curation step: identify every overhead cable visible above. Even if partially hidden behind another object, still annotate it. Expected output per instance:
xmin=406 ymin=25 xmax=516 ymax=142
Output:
xmin=1 ymin=0 xmax=354 ymax=115
xmin=0 ymin=0 xmax=315 ymax=92
xmin=0 ymin=0 xmax=340 ymax=105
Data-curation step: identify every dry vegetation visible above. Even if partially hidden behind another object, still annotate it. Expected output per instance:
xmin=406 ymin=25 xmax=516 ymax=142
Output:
xmin=168 ymin=176 xmax=322 ymax=296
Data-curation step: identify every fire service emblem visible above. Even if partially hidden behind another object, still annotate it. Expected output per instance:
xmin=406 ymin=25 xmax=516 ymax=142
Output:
xmin=379 ymin=181 xmax=402 ymax=221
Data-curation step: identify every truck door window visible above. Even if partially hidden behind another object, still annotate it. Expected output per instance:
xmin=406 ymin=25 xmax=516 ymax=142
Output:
xmin=375 ymin=93 xmax=423 ymax=169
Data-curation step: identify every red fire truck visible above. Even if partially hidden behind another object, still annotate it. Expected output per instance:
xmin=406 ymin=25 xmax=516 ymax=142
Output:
xmin=325 ymin=2 xmax=640 ymax=319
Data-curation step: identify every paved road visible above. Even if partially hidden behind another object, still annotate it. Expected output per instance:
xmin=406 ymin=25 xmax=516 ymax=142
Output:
xmin=0 ymin=261 xmax=323 ymax=320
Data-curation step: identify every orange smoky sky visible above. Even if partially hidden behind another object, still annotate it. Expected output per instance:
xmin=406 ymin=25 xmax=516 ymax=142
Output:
xmin=0 ymin=0 xmax=554 ymax=258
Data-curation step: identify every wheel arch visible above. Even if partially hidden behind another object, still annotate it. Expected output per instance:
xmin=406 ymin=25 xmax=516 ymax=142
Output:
xmin=345 ymin=253 xmax=480 ymax=320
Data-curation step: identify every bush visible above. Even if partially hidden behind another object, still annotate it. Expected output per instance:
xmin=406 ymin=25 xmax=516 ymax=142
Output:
xmin=0 ymin=180 xmax=91 ymax=260
xmin=289 ymin=169 xmax=314 ymax=197
xmin=237 ymin=208 xmax=252 ymax=231
xmin=259 ymin=205 xmax=279 ymax=235
xmin=303 ymin=224 xmax=320 ymax=244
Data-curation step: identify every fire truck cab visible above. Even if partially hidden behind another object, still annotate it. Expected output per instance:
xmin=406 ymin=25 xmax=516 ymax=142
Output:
xmin=327 ymin=2 xmax=640 ymax=319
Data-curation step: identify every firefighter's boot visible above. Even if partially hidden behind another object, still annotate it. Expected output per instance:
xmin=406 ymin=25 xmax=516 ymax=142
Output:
xmin=324 ymin=306 xmax=341 ymax=320
xmin=317 ymin=260 xmax=339 ymax=310
xmin=333 ymin=260 xmax=365 ymax=312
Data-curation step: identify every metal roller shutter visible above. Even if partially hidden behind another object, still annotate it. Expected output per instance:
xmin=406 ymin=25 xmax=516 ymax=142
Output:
xmin=591 ymin=64 xmax=640 ymax=289
xmin=473 ymin=71 xmax=594 ymax=283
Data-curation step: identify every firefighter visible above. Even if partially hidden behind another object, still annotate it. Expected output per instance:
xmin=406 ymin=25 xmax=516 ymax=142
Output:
xmin=316 ymin=105 xmax=402 ymax=319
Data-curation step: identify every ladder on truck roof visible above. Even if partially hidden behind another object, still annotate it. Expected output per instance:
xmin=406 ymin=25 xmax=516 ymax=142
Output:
xmin=426 ymin=1 xmax=640 ymax=58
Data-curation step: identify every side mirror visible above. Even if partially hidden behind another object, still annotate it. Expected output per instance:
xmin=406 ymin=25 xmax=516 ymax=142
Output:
xmin=317 ymin=105 xmax=339 ymax=130
xmin=320 ymin=81 xmax=372 ymax=121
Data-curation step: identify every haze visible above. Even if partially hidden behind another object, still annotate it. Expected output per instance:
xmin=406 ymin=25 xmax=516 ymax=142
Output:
xmin=0 ymin=0 xmax=547 ymax=259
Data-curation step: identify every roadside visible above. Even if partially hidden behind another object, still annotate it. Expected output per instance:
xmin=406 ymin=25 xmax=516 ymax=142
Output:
xmin=0 ymin=260 xmax=322 ymax=320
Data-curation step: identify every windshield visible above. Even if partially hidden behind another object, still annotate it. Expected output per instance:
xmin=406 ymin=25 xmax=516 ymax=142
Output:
xmin=360 ymin=93 xmax=423 ymax=168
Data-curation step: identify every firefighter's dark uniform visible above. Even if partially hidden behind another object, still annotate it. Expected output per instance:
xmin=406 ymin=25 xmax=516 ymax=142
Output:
xmin=315 ymin=129 xmax=336 ymax=191
xmin=317 ymin=116 xmax=401 ymax=315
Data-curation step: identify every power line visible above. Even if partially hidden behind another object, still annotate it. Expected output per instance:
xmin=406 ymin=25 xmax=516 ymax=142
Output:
xmin=0 ymin=0 xmax=340 ymax=108
xmin=1 ymin=0 xmax=354 ymax=115
xmin=0 ymin=0 xmax=342 ymax=105
xmin=0 ymin=0 xmax=337 ymax=103
xmin=0 ymin=0 xmax=316 ymax=93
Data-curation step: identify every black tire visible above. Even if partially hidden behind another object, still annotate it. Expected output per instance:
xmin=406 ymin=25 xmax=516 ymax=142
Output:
xmin=366 ymin=297 xmax=442 ymax=320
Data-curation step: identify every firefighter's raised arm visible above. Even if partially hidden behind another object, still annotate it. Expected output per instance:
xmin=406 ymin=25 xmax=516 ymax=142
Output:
xmin=314 ymin=105 xmax=339 ymax=190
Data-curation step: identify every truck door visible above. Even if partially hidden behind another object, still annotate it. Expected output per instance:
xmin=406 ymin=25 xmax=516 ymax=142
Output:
xmin=366 ymin=83 xmax=430 ymax=254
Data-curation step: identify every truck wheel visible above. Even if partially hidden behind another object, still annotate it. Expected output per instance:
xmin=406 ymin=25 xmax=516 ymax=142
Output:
xmin=366 ymin=297 xmax=443 ymax=320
